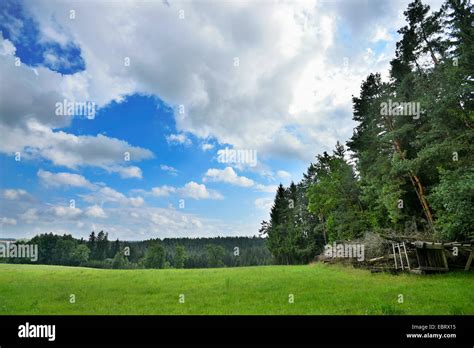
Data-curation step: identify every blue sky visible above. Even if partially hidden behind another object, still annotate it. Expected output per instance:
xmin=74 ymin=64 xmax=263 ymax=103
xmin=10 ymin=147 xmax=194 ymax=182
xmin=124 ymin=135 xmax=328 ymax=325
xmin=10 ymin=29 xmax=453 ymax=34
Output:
xmin=0 ymin=0 xmax=443 ymax=240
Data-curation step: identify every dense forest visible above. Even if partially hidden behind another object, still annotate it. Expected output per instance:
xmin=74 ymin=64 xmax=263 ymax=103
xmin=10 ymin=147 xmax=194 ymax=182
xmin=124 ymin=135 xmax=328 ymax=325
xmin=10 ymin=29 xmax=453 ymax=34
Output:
xmin=0 ymin=232 xmax=272 ymax=269
xmin=260 ymin=0 xmax=473 ymax=264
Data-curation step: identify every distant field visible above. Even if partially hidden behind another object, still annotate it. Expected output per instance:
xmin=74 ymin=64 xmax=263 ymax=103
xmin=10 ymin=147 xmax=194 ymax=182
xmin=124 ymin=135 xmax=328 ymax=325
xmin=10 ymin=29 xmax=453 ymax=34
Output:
xmin=0 ymin=263 xmax=472 ymax=315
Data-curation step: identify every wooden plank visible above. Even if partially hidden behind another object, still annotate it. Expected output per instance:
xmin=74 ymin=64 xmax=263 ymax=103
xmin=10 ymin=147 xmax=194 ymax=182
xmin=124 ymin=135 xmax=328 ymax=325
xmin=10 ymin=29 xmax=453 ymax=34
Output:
xmin=368 ymin=256 xmax=391 ymax=262
xmin=415 ymin=249 xmax=421 ymax=270
xmin=465 ymin=250 xmax=473 ymax=271
xmin=403 ymin=242 xmax=411 ymax=270
xmin=418 ymin=266 xmax=449 ymax=271
xmin=441 ymin=249 xmax=449 ymax=270
xmin=392 ymin=244 xmax=397 ymax=269
xmin=397 ymin=244 xmax=404 ymax=270
xmin=416 ymin=244 xmax=445 ymax=250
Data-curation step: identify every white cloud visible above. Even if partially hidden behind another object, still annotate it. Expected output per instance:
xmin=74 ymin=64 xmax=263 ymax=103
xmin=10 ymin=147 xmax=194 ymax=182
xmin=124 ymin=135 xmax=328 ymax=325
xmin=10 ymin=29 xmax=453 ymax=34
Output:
xmin=201 ymin=143 xmax=214 ymax=151
xmin=129 ymin=196 xmax=145 ymax=207
xmin=51 ymin=206 xmax=82 ymax=219
xmin=3 ymin=189 xmax=29 ymax=200
xmin=107 ymin=165 xmax=144 ymax=179
xmin=150 ymin=182 xmax=222 ymax=200
xmin=254 ymin=184 xmax=278 ymax=193
xmin=201 ymin=167 xmax=278 ymax=193
xmin=160 ymin=164 xmax=178 ymax=176
xmin=18 ymin=208 xmax=39 ymax=224
xmin=178 ymin=181 xmax=223 ymax=200
xmin=166 ymin=133 xmax=191 ymax=146
xmin=85 ymin=205 xmax=107 ymax=218
xmin=0 ymin=37 xmax=16 ymax=56
xmin=277 ymin=170 xmax=291 ymax=179
xmin=203 ymin=167 xmax=254 ymax=187
xmin=151 ymin=185 xmax=176 ymax=197
xmin=81 ymin=186 xmax=144 ymax=207
xmin=254 ymin=198 xmax=273 ymax=211
xmin=0 ymin=33 xmax=70 ymax=131
xmin=37 ymin=169 xmax=97 ymax=189
xmin=370 ymin=26 xmax=392 ymax=43
xmin=0 ymin=217 xmax=17 ymax=226
xmin=0 ymin=121 xmax=153 ymax=178
xmin=0 ymin=36 xmax=152 ymax=178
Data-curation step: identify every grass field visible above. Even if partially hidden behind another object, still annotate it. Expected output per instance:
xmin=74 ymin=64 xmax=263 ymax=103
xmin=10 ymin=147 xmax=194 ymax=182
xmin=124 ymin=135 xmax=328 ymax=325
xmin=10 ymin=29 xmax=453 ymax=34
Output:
xmin=0 ymin=263 xmax=472 ymax=315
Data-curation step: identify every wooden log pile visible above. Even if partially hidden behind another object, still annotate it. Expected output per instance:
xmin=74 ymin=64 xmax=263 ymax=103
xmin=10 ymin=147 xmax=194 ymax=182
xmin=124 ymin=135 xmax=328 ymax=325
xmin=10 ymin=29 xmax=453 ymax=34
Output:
xmin=367 ymin=235 xmax=473 ymax=273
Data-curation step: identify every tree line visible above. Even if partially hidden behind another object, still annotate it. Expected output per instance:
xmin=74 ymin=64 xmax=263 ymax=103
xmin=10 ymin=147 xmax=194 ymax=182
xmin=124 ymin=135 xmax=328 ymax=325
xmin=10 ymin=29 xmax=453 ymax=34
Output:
xmin=0 ymin=232 xmax=272 ymax=269
xmin=260 ymin=0 xmax=473 ymax=264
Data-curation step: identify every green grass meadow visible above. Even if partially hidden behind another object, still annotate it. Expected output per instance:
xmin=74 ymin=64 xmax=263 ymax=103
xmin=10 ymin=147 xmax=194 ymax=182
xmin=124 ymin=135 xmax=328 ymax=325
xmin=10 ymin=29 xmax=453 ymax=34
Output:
xmin=0 ymin=263 xmax=472 ymax=315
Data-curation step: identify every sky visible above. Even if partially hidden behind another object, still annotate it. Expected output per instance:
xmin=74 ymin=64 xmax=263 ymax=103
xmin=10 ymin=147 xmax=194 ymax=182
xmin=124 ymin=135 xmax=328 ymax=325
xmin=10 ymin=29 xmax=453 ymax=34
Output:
xmin=0 ymin=0 xmax=443 ymax=240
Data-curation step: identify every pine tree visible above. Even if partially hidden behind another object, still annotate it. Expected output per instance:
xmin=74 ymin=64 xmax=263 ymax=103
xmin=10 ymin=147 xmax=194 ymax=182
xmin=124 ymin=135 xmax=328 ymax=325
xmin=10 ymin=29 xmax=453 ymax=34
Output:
xmin=87 ymin=231 xmax=97 ymax=260
xmin=308 ymin=144 xmax=368 ymax=242
xmin=264 ymin=184 xmax=289 ymax=264
xmin=400 ymin=0 xmax=445 ymax=67
xmin=95 ymin=231 xmax=108 ymax=260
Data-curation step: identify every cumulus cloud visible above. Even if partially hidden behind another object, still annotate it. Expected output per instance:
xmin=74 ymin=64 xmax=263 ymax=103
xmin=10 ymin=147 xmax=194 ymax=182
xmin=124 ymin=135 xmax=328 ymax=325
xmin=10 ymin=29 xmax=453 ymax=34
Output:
xmin=149 ymin=182 xmax=222 ymax=200
xmin=51 ymin=205 xmax=82 ymax=219
xmin=129 ymin=196 xmax=145 ymax=207
xmin=178 ymin=181 xmax=223 ymax=200
xmin=370 ymin=26 xmax=393 ymax=43
xmin=0 ymin=217 xmax=17 ymax=226
xmin=0 ymin=34 xmax=153 ymax=178
xmin=254 ymin=197 xmax=273 ymax=212
xmin=254 ymin=184 xmax=278 ymax=193
xmin=0 ymin=36 xmax=16 ymax=56
xmin=3 ymin=189 xmax=30 ymax=200
xmin=202 ymin=167 xmax=278 ymax=193
xmin=166 ymin=133 xmax=191 ymax=146
xmin=201 ymin=143 xmax=214 ymax=151
xmin=160 ymin=164 xmax=178 ymax=176
xmin=0 ymin=33 xmax=70 ymax=131
xmin=18 ymin=208 xmax=39 ymax=224
xmin=85 ymin=205 xmax=107 ymax=218
xmin=203 ymin=167 xmax=254 ymax=187
xmin=38 ymin=169 xmax=97 ymax=189
xmin=151 ymin=185 xmax=177 ymax=197
xmin=276 ymin=170 xmax=292 ymax=179
xmin=0 ymin=120 xmax=152 ymax=178
xmin=107 ymin=165 xmax=145 ymax=179
xmin=80 ymin=186 xmax=145 ymax=207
